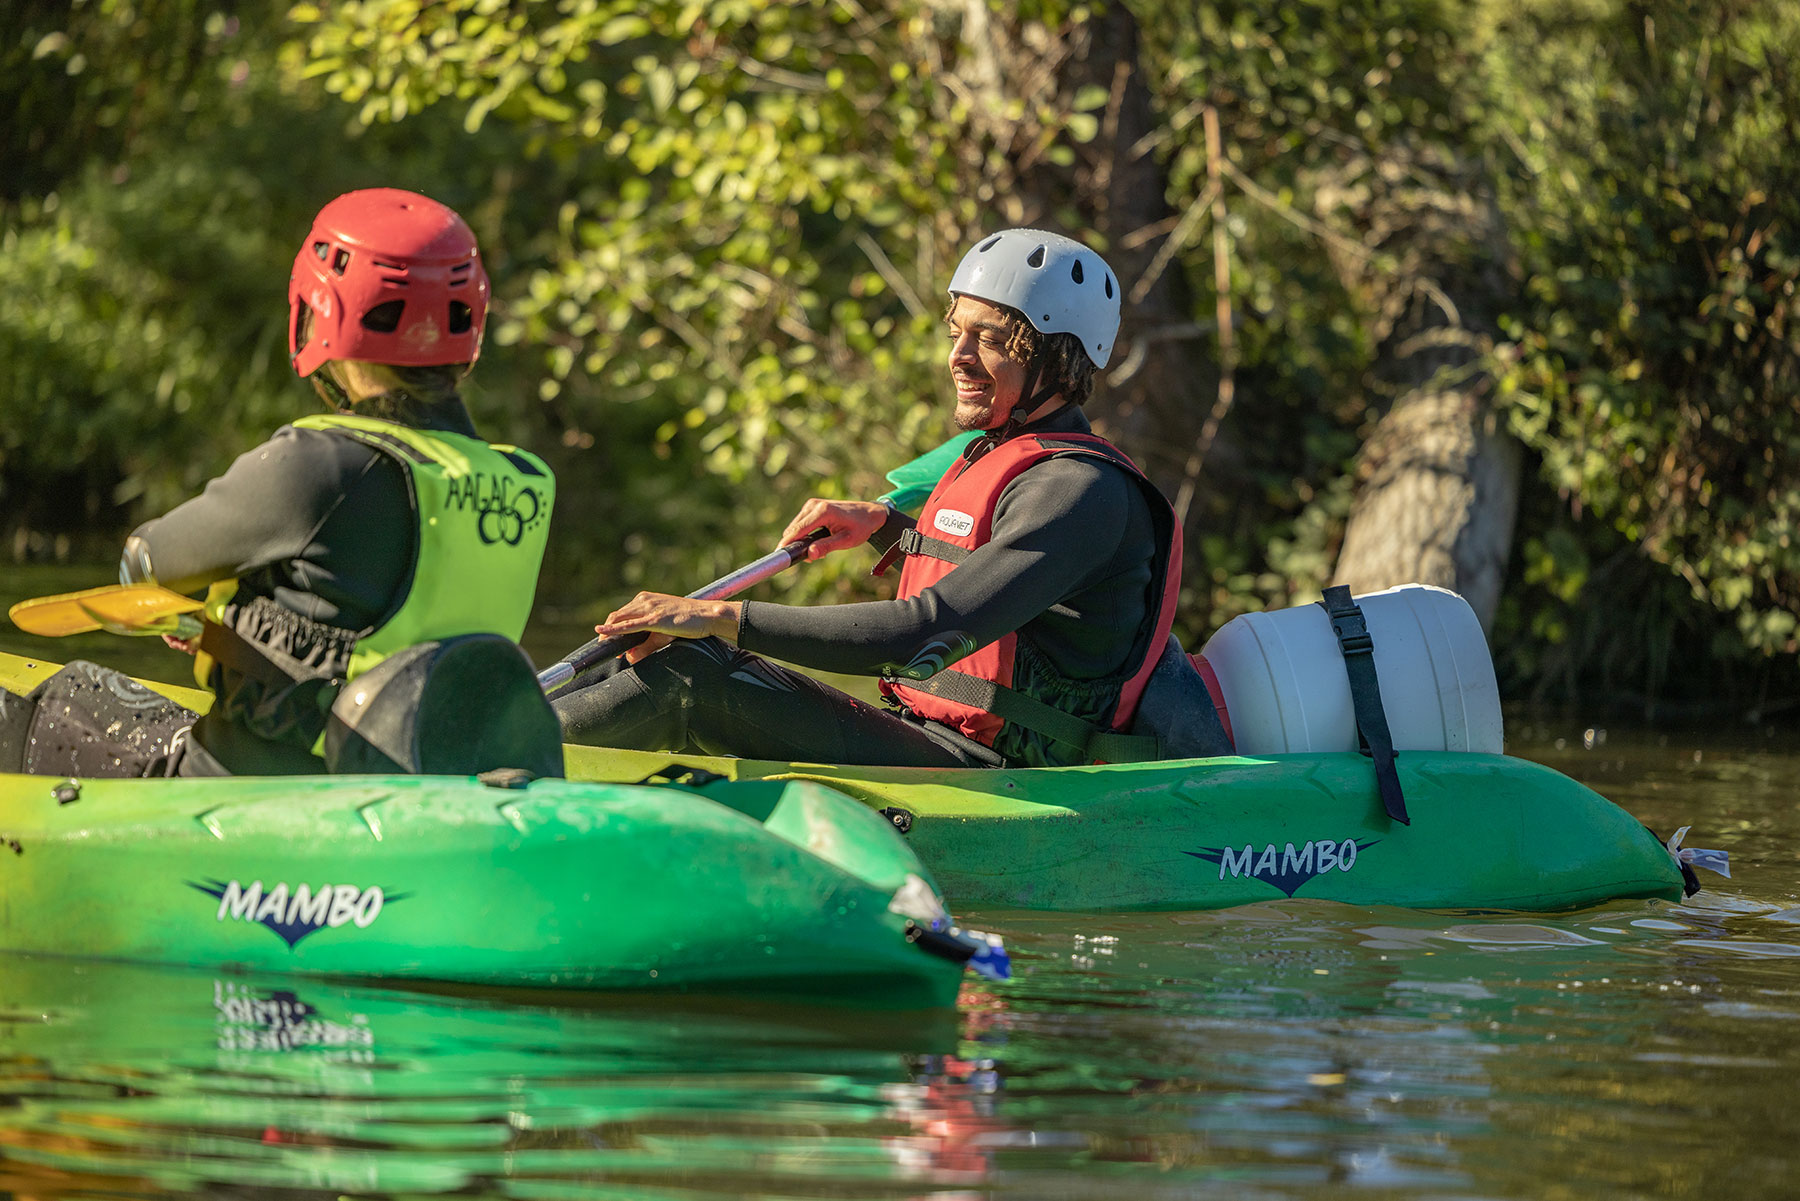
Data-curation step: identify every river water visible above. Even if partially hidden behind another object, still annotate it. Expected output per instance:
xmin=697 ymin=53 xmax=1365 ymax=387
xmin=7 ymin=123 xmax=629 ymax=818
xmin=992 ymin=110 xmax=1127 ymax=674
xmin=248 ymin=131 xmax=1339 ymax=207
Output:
xmin=2 ymin=571 xmax=1797 ymax=1198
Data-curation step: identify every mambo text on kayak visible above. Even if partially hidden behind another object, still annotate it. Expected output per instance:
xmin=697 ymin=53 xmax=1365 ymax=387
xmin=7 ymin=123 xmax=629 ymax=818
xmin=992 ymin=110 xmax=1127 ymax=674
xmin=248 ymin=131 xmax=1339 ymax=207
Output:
xmin=1185 ymin=838 xmax=1379 ymax=897
xmin=190 ymin=878 xmax=396 ymax=947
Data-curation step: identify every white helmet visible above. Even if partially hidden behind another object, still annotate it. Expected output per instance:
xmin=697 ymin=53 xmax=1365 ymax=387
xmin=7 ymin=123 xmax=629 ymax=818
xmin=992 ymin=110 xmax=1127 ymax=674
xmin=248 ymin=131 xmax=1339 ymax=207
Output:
xmin=947 ymin=228 xmax=1121 ymax=367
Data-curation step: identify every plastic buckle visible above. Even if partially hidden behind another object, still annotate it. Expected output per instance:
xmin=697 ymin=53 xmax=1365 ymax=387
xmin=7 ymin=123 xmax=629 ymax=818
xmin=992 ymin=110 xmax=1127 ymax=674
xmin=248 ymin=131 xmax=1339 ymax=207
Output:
xmin=1331 ymin=613 xmax=1373 ymax=655
xmin=872 ymin=527 xmax=927 ymax=578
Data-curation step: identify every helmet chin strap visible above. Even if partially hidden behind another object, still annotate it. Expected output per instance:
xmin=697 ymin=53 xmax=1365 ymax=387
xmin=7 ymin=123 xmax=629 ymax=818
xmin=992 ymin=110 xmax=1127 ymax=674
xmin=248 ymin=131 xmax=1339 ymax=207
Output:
xmin=308 ymin=364 xmax=357 ymax=414
xmin=989 ymin=343 xmax=1066 ymax=441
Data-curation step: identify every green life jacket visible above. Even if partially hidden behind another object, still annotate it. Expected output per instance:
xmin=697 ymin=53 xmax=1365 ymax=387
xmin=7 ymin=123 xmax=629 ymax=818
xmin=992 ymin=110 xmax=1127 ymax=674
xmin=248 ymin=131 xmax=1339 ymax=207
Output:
xmin=194 ymin=414 xmax=555 ymax=754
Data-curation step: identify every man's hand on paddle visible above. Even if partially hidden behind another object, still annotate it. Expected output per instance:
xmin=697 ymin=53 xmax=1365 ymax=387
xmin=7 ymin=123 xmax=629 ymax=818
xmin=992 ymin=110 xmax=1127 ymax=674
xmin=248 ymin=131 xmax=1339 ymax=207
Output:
xmin=779 ymin=499 xmax=890 ymax=561
xmin=594 ymin=594 xmax=743 ymax=664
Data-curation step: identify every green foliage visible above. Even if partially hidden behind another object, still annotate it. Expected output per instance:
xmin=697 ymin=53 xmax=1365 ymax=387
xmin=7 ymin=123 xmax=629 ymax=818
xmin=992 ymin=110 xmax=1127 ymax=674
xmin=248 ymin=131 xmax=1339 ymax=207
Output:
xmin=284 ymin=0 xmax=993 ymax=603
xmin=3 ymin=0 xmax=1795 ymax=711
xmin=1131 ymin=0 xmax=1487 ymax=630
xmin=1489 ymin=0 xmax=1800 ymax=657
xmin=0 ymin=2 xmax=553 ymax=557
xmin=1 ymin=0 xmax=237 ymax=204
xmin=1 ymin=157 xmax=291 ymax=525
xmin=1 ymin=3 xmax=298 ymax=552
xmin=1134 ymin=0 xmax=1798 ymax=702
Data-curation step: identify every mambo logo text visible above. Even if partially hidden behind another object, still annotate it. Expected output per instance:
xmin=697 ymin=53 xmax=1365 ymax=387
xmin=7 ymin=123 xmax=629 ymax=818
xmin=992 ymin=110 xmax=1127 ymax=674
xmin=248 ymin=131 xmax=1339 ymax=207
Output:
xmin=1185 ymin=838 xmax=1379 ymax=897
xmin=189 ymin=879 xmax=404 ymax=949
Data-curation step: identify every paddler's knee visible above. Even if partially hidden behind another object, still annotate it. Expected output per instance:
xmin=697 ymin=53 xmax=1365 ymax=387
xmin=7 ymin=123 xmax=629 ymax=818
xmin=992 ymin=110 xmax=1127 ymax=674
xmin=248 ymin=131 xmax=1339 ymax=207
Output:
xmin=326 ymin=635 xmax=564 ymax=778
xmin=10 ymin=661 xmax=198 ymax=778
xmin=0 ymin=686 xmax=34 ymax=772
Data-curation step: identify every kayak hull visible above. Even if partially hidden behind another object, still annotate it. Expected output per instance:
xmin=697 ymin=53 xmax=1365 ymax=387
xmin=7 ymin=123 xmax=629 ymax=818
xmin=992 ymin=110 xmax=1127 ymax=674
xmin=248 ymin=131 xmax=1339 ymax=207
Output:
xmin=562 ymin=746 xmax=1686 ymax=913
xmin=0 ymin=764 xmax=968 ymax=1005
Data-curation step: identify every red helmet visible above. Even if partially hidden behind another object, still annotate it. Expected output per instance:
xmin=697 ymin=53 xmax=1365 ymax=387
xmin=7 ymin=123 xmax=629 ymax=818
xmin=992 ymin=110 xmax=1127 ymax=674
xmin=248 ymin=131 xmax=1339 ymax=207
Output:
xmin=288 ymin=188 xmax=490 ymax=377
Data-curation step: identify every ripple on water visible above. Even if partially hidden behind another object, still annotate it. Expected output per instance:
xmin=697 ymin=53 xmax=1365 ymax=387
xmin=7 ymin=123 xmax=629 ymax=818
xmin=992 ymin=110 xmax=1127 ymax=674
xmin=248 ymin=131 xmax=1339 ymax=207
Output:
xmin=1702 ymin=1001 xmax=1800 ymax=1020
xmin=1434 ymin=924 xmax=1610 ymax=947
xmin=1671 ymin=938 xmax=1800 ymax=958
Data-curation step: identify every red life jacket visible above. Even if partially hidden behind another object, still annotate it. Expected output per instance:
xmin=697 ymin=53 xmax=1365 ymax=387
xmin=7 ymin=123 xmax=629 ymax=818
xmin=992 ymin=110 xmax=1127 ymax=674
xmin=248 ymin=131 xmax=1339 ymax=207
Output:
xmin=879 ymin=432 xmax=1183 ymax=761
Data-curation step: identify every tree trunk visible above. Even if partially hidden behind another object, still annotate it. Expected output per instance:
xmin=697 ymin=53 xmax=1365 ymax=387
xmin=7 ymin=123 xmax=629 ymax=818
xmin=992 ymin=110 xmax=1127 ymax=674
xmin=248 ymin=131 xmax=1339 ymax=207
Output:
xmin=1333 ymin=382 xmax=1522 ymax=629
xmin=931 ymin=0 xmax=1216 ymax=500
xmin=1315 ymin=142 xmax=1523 ymax=631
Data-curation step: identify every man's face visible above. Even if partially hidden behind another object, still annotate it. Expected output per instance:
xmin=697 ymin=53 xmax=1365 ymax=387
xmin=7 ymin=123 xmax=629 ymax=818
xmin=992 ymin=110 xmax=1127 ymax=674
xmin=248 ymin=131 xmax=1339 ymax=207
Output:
xmin=946 ymin=295 xmax=1029 ymax=432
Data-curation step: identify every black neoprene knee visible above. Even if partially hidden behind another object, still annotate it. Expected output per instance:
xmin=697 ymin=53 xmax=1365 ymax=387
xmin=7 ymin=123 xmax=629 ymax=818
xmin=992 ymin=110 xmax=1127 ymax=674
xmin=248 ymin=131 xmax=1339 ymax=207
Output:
xmin=0 ymin=687 xmax=35 ymax=772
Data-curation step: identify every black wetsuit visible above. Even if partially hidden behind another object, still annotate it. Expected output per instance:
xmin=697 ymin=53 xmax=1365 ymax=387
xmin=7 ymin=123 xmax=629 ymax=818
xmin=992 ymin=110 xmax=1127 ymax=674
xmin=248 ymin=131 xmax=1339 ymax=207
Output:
xmin=1 ymin=403 xmax=478 ymax=777
xmin=555 ymin=407 xmax=1166 ymax=768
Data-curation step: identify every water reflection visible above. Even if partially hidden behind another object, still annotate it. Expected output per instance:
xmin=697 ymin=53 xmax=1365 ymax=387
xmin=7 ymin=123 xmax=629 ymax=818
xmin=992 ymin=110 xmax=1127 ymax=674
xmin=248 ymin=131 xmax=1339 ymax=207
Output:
xmin=0 ymin=957 xmax=980 ymax=1198
xmin=3 ymin=883 xmax=1800 ymax=1198
xmin=947 ymin=888 xmax=1800 ymax=1198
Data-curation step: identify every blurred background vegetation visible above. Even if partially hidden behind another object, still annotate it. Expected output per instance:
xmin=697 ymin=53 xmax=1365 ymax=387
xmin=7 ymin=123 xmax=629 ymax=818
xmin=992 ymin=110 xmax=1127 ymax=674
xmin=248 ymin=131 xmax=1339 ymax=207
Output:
xmin=3 ymin=0 xmax=1796 ymax=722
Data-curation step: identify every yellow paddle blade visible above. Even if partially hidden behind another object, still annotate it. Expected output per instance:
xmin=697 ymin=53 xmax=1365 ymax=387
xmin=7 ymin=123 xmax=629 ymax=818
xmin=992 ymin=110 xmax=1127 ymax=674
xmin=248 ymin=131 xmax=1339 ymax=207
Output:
xmin=8 ymin=583 xmax=203 ymax=637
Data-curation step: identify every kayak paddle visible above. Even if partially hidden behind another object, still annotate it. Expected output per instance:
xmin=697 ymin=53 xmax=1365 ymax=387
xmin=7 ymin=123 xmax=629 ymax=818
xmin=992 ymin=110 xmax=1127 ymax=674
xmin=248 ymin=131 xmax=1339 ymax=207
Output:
xmin=8 ymin=583 xmax=203 ymax=639
xmin=879 ymin=431 xmax=976 ymax=512
xmin=8 ymin=435 xmax=966 ymax=655
xmin=535 ymin=433 xmax=970 ymax=693
xmin=536 ymin=527 xmax=830 ymax=694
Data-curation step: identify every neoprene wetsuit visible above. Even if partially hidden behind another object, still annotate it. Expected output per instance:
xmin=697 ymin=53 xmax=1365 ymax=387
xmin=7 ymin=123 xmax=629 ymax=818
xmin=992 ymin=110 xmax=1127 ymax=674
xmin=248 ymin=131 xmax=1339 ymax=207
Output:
xmin=1 ymin=402 xmax=538 ymax=777
xmin=554 ymin=406 xmax=1168 ymax=768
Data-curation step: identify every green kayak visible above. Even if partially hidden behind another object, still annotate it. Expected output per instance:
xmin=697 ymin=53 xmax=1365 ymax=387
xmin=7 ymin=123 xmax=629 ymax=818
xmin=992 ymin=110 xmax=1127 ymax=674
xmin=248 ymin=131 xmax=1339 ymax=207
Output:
xmin=564 ymin=744 xmax=1692 ymax=912
xmin=2 ymin=651 xmax=1696 ymax=919
xmin=0 ymin=654 xmax=1002 ymax=1005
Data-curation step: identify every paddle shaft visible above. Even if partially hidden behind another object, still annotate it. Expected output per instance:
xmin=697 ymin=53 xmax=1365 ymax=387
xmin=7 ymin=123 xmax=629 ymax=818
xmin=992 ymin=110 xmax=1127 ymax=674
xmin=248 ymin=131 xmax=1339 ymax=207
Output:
xmin=536 ymin=528 xmax=828 ymax=693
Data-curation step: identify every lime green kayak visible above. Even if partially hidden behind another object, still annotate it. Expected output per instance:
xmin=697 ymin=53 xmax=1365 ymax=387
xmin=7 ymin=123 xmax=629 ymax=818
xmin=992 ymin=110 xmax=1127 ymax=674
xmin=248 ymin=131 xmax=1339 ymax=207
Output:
xmin=0 ymin=655 xmax=1001 ymax=1004
xmin=0 ymin=651 xmax=1690 ymax=919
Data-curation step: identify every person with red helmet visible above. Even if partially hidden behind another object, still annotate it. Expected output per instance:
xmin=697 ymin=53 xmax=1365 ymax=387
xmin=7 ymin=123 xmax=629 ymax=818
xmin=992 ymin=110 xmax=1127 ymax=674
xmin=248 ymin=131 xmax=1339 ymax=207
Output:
xmin=555 ymin=229 xmax=1229 ymax=768
xmin=0 ymin=189 xmax=557 ymax=777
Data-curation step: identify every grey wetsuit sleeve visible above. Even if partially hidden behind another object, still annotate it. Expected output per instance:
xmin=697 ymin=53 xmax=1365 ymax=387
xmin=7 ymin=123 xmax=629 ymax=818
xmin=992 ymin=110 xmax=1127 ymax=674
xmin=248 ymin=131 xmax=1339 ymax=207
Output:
xmin=738 ymin=456 xmax=1141 ymax=676
xmin=121 ymin=426 xmax=398 ymax=596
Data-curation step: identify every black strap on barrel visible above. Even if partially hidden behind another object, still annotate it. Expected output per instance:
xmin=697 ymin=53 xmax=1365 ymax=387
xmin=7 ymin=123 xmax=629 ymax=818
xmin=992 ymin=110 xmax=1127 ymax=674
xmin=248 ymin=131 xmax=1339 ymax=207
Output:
xmin=1319 ymin=585 xmax=1410 ymax=825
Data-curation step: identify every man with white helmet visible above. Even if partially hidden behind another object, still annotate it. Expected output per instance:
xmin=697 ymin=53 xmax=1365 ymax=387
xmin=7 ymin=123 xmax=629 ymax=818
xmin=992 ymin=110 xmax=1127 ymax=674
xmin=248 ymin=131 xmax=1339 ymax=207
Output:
xmin=556 ymin=228 xmax=1186 ymax=767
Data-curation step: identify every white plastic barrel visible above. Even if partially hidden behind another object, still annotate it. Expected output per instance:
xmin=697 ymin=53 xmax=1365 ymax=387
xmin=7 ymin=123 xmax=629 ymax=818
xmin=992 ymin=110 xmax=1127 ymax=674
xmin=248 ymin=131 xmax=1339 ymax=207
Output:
xmin=1196 ymin=584 xmax=1503 ymax=755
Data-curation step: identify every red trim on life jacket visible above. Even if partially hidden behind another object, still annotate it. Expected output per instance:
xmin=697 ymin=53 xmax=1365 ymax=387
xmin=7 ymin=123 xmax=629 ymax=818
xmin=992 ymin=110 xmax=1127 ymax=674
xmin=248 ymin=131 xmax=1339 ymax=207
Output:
xmin=1190 ymin=652 xmax=1235 ymax=751
xmin=880 ymin=432 xmax=1182 ymax=753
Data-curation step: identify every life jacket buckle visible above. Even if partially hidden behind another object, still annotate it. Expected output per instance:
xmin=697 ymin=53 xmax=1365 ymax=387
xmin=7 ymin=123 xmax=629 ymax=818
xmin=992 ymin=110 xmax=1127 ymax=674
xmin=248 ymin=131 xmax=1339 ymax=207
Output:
xmin=871 ymin=527 xmax=927 ymax=578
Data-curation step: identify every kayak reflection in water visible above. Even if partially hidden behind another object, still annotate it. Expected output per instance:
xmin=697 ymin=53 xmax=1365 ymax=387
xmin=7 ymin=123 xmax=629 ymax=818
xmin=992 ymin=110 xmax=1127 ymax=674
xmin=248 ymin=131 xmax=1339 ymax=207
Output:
xmin=1 ymin=189 xmax=559 ymax=779
xmin=556 ymin=229 xmax=1230 ymax=769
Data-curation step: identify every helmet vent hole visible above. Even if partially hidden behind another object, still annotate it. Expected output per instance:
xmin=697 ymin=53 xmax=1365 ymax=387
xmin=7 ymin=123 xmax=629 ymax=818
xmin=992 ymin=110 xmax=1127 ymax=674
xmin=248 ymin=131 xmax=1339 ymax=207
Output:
xmin=1070 ymin=259 xmax=1084 ymax=284
xmin=313 ymin=241 xmax=330 ymax=262
xmin=448 ymin=301 xmax=474 ymax=335
xmin=1026 ymin=245 xmax=1046 ymax=268
xmin=978 ymin=235 xmax=1002 ymax=253
xmin=360 ymin=300 xmax=405 ymax=333
xmin=1104 ymin=273 xmax=1114 ymax=299
xmin=332 ymin=248 xmax=352 ymax=276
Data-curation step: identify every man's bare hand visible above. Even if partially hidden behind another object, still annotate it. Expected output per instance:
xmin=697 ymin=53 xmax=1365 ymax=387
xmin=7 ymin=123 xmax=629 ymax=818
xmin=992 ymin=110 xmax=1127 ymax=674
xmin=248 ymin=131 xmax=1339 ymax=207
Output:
xmin=779 ymin=499 xmax=890 ymax=560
